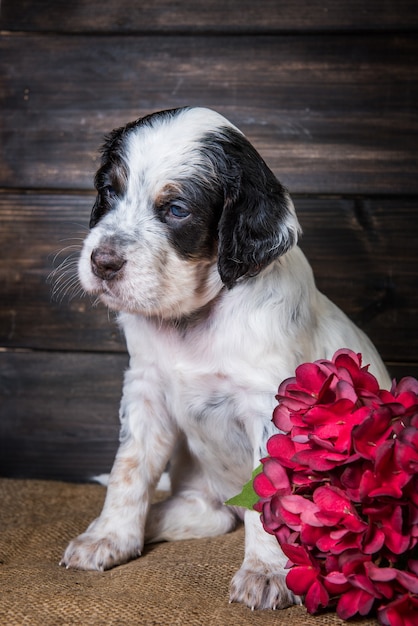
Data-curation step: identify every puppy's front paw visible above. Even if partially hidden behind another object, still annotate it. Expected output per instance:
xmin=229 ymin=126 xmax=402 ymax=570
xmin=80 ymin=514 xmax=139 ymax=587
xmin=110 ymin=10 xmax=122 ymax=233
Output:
xmin=60 ymin=530 xmax=141 ymax=571
xmin=229 ymin=562 xmax=301 ymax=610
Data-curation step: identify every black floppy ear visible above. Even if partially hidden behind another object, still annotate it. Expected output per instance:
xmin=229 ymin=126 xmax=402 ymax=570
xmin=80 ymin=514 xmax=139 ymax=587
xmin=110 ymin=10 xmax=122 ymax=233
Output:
xmin=217 ymin=130 xmax=301 ymax=289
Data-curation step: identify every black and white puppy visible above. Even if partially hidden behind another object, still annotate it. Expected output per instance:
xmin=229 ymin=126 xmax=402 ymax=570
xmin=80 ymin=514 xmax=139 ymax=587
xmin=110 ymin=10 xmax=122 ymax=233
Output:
xmin=61 ymin=107 xmax=391 ymax=609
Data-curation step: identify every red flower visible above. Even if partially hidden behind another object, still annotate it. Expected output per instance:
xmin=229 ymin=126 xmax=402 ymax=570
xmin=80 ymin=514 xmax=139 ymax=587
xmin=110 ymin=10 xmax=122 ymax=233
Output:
xmin=252 ymin=349 xmax=418 ymax=625
xmin=359 ymin=440 xmax=411 ymax=500
xmin=396 ymin=426 xmax=418 ymax=474
xmin=378 ymin=593 xmax=418 ymax=626
xmin=305 ymin=402 xmax=370 ymax=454
xmin=281 ymin=543 xmax=329 ymax=613
xmin=353 ymin=406 xmax=394 ymax=461
xmin=253 ymin=458 xmax=291 ymax=498
xmin=337 ymin=587 xmax=376 ymax=619
xmin=365 ymin=503 xmax=411 ymax=555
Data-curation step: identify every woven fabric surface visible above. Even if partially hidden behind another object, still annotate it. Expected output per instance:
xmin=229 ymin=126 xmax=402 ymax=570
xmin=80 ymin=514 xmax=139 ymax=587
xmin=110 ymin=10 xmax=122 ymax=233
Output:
xmin=0 ymin=479 xmax=378 ymax=626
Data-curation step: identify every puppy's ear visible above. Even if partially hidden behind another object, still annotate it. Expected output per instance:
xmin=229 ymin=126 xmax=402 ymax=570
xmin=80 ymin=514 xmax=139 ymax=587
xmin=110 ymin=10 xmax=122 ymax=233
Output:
xmin=216 ymin=130 xmax=301 ymax=289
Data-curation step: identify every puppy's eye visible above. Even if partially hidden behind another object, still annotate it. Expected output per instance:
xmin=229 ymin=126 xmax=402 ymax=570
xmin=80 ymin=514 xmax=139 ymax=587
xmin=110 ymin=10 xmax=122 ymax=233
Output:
xmin=168 ymin=204 xmax=191 ymax=219
xmin=102 ymin=185 xmax=115 ymax=198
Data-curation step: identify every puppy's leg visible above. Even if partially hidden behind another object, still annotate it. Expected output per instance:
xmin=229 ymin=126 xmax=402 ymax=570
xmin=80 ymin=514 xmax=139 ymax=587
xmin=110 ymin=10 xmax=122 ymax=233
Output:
xmin=229 ymin=508 xmax=300 ymax=610
xmin=145 ymin=492 xmax=237 ymax=543
xmin=230 ymin=418 xmax=300 ymax=610
xmin=145 ymin=442 xmax=237 ymax=542
xmin=61 ymin=387 xmax=176 ymax=571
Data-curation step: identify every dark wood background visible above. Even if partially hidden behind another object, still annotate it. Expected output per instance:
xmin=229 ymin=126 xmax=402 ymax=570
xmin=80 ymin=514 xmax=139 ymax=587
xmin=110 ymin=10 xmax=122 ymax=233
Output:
xmin=1 ymin=1 xmax=417 ymax=481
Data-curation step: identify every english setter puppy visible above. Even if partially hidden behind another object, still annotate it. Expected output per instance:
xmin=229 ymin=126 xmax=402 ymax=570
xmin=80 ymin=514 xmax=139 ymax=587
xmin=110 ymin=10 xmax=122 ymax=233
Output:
xmin=61 ymin=107 xmax=390 ymax=609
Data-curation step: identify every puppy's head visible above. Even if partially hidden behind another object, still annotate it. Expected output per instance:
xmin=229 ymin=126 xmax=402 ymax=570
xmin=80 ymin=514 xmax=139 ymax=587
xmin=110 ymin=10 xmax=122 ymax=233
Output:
xmin=78 ymin=107 xmax=300 ymax=318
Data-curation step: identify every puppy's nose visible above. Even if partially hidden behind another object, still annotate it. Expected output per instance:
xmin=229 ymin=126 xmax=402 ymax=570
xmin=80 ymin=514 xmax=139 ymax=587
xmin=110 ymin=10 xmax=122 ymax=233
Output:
xmin=91 ymin=247 xmax=126 ymax=281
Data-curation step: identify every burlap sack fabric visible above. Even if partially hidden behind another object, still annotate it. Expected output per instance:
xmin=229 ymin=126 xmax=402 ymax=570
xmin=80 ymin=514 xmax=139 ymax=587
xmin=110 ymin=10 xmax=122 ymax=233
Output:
xmin=0 ymin=479 xmax=378 ymax=626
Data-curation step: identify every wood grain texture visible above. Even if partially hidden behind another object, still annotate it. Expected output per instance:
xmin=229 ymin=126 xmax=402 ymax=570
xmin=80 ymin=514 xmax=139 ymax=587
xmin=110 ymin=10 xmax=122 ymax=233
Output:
xmin=0 ymin=192 xmax=125 ymax=352
xmin=1 ymin=34 xmax=417 ymax=194
xmin=1 ymin=0 xmax=417 ymax=33
xmin=1 ymin=1 xmax=417 ymax=481
xmin=1 ymin=192 xmax=417 ymax=364
xmin=0 ymin=351 xmax=126 ymax=481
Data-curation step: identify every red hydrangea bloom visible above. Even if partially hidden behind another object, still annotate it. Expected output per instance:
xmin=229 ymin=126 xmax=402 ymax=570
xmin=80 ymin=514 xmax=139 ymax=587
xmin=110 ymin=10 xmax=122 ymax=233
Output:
xmin=378 ymin=593 xmax=418 ymax=626
xmin=253 ymin=349 xmax=418 ymax=625
xmin=281 ymin=543 xmax=329 ymax=613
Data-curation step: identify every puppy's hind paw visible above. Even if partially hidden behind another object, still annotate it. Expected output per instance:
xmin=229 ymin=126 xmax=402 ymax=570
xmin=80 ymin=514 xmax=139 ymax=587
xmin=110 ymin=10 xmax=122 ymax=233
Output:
xmin=229 ymin=565 xmax=301 ymax=610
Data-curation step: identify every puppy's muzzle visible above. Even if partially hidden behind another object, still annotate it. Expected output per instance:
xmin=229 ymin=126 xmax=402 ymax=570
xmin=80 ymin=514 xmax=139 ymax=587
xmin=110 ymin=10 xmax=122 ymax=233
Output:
xmin=91 ymin=246 xmax=126 ymax=281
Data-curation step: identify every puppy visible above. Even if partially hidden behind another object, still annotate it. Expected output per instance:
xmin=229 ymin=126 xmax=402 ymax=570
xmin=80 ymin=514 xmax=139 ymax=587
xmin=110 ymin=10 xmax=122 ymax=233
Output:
xmin=61 ymin=107 xmax=391 ymax=609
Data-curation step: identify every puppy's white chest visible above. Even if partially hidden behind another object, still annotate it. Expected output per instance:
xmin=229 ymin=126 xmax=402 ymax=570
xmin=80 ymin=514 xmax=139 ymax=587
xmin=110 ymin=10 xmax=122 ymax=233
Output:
xmin=167 ymin=345 xmax=248 ymax=438
xmin=171 ymin=370 xmax=255 ymax=493
xmin=123 ymin=313 xmax=262 ymax=487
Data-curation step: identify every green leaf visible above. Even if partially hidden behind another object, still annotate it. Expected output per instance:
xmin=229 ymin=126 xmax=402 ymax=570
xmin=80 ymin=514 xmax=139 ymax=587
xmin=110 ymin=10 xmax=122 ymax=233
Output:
xmin=225 ymin=464 xmax=263 ymax=510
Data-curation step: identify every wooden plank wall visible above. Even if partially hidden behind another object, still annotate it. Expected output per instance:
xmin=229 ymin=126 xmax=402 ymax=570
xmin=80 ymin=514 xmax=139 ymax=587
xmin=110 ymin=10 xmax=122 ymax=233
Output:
xmin=1 ymin=1 xmax=417 ymax=481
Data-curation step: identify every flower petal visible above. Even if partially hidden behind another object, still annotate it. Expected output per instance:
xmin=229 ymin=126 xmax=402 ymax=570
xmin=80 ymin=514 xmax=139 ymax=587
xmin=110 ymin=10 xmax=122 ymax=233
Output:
xmin=395 ymin=427 xmax=418 ymax=474
xmin=281 ymin=543 xmax=312 ymax=566
xmin=304 ymin=578 xmax=329 ymax=614
xmin=295 ymin=362 xmax=328 ymax=395
xmin=323 ymin=571 xmax=350 ymax=595
xmin=337 ymin=588 xmax=375 ymax=620
xmin=395 ymin=569 xmax=418 ymax=593
xmin=294 ymin=449 xmax=348 ymax=471
xmin=262 ymin=458 xmax=291 ymax=493
xmin=313 ymin=485 xmax=366 ymax=532
xmin=252 ymin=472 xmax=276 ymax=498
xmin=394 ymin=376 xmax=418 ymax=397
xmin=353 ymin=407 xmax=393 ymax=461
xmin=286 ymin=565 xmax=318 ymax=595
xmin=279 ymin=494 xmax=323 ymax=529
xmin=377 ymin=593 xmax=418 ymax=626
xmin=266 ymin=433 xmax=307 ymax=469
